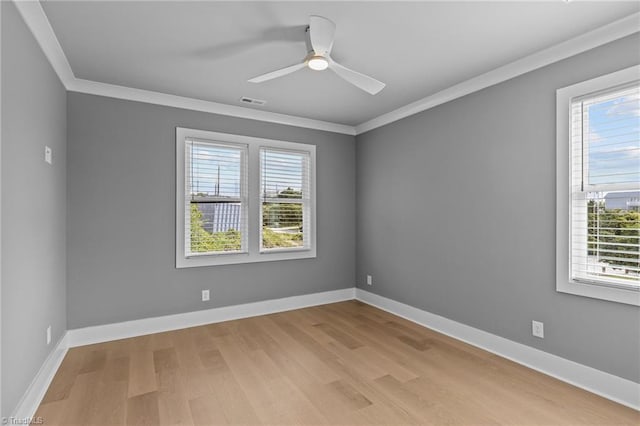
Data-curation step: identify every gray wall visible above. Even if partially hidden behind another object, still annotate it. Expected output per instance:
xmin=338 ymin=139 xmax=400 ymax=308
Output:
xmin=67 ymin=93 xmax=355 ymax=329
xmin=356 ymin=33 xmax=640 ymax=383
xmin=1 ymin=1 xmax=67 ymax=416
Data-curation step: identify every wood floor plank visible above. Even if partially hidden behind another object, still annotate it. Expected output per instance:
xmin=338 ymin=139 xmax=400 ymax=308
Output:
xmin=128 ymin=351 xmax=158 ymax=398
xmin=324 ymin=341 xmax=387 ymax=381
xmin=313 ymin=322 xmax=364 ymax=349
xmin=312 ymin=306 xmax=434 ymax=379
xmin=156 ymin=368 xmax=195 ymax=426
xmin=103 ymin=356 xmax=130 ymax=383
xmin=179 ymin=365 xmax=214 ymax=402
xmin=326 ymin=379 xmax=372 ymax=410
xmin=216 ymin=333 xmax=329 ymax=424
xmin=197 ymin=348 xmax=226 ymax=372
xmin=403 ymin=375 xmax=501 ymax=424
xmin=353 ymin=345 xmax=420 ymax=382
xmin=79 ymin=349 xmax=108 ymax=374
xmin=59 ymin=370 xmax=102 ymax=425
xmin=212 ymin=334 xmax=287 ymax=423
xmin=188 ymin=392 xmax=230 ymax=425
xmin=257 ymin=315 xmax=342 ymax=384
xmin=126 ymin=391 xmax=160 ymax=426
xmin=171 ymin=328 xmax=205 ymax=371
xmin=40 ymin=348 xmax=84 ymax=404
xmin=35 ymin=301 xmax=639 ymax=425
xmin=33 ymin=399 xmax=66 ymax=426
xmin=88 ymin=380 xmax=128 ymax=426
xmin=243 ymin=318 xmax=367 ymax=424
xmin=193 ymin=326 xmax=219 ymax=352
xmin=153 ymin=347 xmax=179 ymax=373
xmin=209 ymin=369 xmax=262 ymax=424
xmin=150 ymin=331 xmax=175 ymax=351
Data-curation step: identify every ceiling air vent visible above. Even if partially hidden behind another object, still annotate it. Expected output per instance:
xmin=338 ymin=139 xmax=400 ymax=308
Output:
xmin=240 ymin=97 xmax=267 ymax=106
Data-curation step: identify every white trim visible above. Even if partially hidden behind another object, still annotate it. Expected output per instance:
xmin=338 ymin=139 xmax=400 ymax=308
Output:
xmin=67 ymin=288 xmax=354 ymax=347
xmin=11 ymin=1 xmax=354 ymax=136
xmin=175 ymin=127 xmax=317 ymax=268
xmin=11 ymin=288 xmax=354 ymax=420
xmin=12 ymin=0 xmax=74 ymax=88
xmin=0 ymin=0 xmax=3 ymax=416
xmin=11 ymin=333 xmax=69 ymax=421
xmin=12 ymin=0 xmax=639 ymax=137
xmin=70 ymin=79 xmax=356 ymax=136
xmin=355 ymin=288 xmax=640 ymax=411
xmin=556 ymin=65 xmax=640 ymax=307
xmin=356 ymin=12 xmax=640 ymax=135
xmin=13 ymin=287 xmax=639 ymax=420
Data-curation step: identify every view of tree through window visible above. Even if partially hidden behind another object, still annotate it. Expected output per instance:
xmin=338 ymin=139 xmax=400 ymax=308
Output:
xmin=177 ymin=128 xmax=316 ymax=267
xmin=187 ymin=141 xmax=245 ymax=254
xmin=260 ymin=149 xmax=309 ymax=250
xmin=186 ymin=142 xmax=311 ymax=254
xmin=573 ymin=84 xmax=639 ymax=286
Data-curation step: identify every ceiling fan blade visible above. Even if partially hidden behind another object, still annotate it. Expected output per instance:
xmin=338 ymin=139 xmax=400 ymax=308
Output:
xmin=328 ymin=58 xmax=385 ymax=95
xmin=309 ymin=15 xmax=336 ymax=55
xmin=248 ymin=62 xmax=306 ymax=83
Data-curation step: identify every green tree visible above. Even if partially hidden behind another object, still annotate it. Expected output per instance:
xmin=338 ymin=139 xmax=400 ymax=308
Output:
xmin=278 ymin=187 xmax=302 ymax=199
xmin=262 ymin=187 xmax=303 ymax=228
xmin=190 ymin=204 xmax=241 ymax=252
xmin=262 ymin=227 xmax=302 ymax=248
xmin=261 ymin=187 xmax=303 ymax=248
xmin=588 ymin=200 xmax=639 ymax=272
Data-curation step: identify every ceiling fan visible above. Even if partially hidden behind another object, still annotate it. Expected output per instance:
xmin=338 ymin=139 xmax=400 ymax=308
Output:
xmin=248 ymin=16 xmax=385 ymax=95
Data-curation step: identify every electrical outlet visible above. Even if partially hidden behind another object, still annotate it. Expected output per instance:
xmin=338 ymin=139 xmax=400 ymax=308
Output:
xmin=45 ymin=146 xmax=52 ymax=165
xmin=532 ymin=320 xmax=544 ymax=338
xmin=46 ymin=325 xmax=52 ymax=345
xmin=366 ymin=275 xmax=372 ymax=285
xmin=202 ymin=289 xmax=210 ymax=301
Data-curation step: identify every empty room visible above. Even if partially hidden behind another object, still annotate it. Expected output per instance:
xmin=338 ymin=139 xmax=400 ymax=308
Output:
xmin=1 ymin=0 xmax=639 ymax=424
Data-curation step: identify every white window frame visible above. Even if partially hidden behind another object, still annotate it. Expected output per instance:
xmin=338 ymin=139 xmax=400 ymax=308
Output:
xmin=176 ymin=128 xmax=316 ymax=268
xmin=259 ymin=147 xmax=312 ymax=254
xmin=184 ymin=139 xmax=249 ymax=257
xmin=556 ymin=65 xmax=640 ymax=306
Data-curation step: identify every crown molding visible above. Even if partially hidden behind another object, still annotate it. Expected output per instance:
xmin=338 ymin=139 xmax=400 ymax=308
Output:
xmin=12 ymin=0 xmax=356 ymax=136
xmin=355 ymin=12 xmax=640 ymax=135
xmin=13 ymin=0 xmax=74 ymax=87
xmin=68 ymin=78 xmax=356 ymax=135
xmin=12 ymin=1 xmax=639 ymax=138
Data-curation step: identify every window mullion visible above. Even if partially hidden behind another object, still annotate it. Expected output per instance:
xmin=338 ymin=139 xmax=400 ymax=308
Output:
xmin=247 ymin=144 xmax=261 ymax=256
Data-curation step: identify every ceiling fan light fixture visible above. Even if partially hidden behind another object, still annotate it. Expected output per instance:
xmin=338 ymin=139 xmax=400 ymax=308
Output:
xmin=247 ymin=15 xmax=385 ymax=94
xmin=307 ymin=55 xmax=329 ymax=71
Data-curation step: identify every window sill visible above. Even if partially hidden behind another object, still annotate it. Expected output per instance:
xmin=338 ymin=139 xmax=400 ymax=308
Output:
xmin=557 ymin=279 xmax=640 ymax=306
xmin=176 ymin=248 xmax=316 ymax=268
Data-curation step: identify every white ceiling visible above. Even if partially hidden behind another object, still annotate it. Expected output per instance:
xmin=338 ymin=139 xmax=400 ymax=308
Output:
xmin=40 ymin=1 xmax=639 ymax=127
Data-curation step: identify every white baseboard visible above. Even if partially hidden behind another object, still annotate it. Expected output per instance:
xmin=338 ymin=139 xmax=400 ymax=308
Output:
xmin=355 ymin=288 xmax=640 ymax=411
xmin=11 ymin=333 xmax=69 ymax=421
xmin=12 ymin=287 xmax=355 ymax=420
xmin=67 ymin=287 xmax=355 ymax=347
xmin=13 ymin=286 xmax=638 ymax=422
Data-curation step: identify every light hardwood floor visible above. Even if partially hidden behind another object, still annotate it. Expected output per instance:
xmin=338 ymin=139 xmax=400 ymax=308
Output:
xmin=36 ymin=301 xmax=638 ymax=425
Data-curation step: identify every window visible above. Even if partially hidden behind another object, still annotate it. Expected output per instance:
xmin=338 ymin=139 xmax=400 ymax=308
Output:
xmin=260 ymin=148 xmax=311 ymax=252
xmin=556 ymin=65 xmax=639 ymax=306
xmin=176 ymin=128 xmax=316 ymax=267
xmin=185 ymin=141 xmax=247 ymax=256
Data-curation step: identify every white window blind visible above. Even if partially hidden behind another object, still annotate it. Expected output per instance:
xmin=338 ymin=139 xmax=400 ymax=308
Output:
xmin=260 ymin=148 xmax=311 ymax=251
xmin=570 ymin=83 xmax=639 ymax=290
xmin=185 ymin=139 xmax=247 ymax=256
